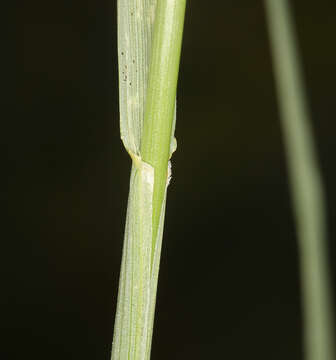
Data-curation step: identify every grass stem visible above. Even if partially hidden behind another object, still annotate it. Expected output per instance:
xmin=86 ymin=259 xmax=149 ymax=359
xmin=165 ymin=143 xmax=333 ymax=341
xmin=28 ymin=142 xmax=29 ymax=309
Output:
xmin=264 ymin=1 xmax=335 ymax=359
xmin=141 ymin=0 xmax=186 ymax=257
xmin=111 ymin=1 xmax=186 ymax=359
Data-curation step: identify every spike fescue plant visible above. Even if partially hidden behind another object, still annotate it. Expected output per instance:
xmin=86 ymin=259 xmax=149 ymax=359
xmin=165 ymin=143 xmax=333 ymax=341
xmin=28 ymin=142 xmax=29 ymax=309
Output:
xmin=265 ymin=1 xmax=335 ymax=360
xmin=110 ymin=1 xmax=334 ymax=359
xmin=111 ymin=1 xmax=186 ymax=359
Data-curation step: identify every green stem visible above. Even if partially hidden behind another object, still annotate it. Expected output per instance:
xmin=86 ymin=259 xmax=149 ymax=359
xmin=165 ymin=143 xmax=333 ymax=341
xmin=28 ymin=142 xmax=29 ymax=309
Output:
xmin=141 ymin=0 xmax=186 ymax=256
xmin=111 ymin=2 xmax=186 ymax=359
xmin=264 ymin=1 xmax=335 ymax=359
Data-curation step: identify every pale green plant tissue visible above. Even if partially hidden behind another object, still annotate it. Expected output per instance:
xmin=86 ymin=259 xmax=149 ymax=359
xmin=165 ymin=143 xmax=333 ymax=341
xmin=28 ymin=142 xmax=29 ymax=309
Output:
xmin=111 ymin=0 xmax=176 ymax=359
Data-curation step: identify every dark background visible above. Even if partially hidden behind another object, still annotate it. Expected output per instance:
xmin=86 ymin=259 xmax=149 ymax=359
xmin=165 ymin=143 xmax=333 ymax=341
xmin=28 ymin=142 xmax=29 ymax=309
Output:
xmin=7 ymin=1 xmax=335 ymax=359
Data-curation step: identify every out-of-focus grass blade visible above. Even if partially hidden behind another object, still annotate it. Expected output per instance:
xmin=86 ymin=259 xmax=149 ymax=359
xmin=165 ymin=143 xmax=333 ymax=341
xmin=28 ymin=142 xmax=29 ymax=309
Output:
xmin=264 ymin=1 xmax=335 ymax=360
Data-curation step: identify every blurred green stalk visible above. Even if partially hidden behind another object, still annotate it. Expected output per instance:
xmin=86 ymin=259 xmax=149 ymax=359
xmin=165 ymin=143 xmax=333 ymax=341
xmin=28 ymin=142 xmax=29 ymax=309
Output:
xmin=264 ymin=1 xmax=335 ymax=359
